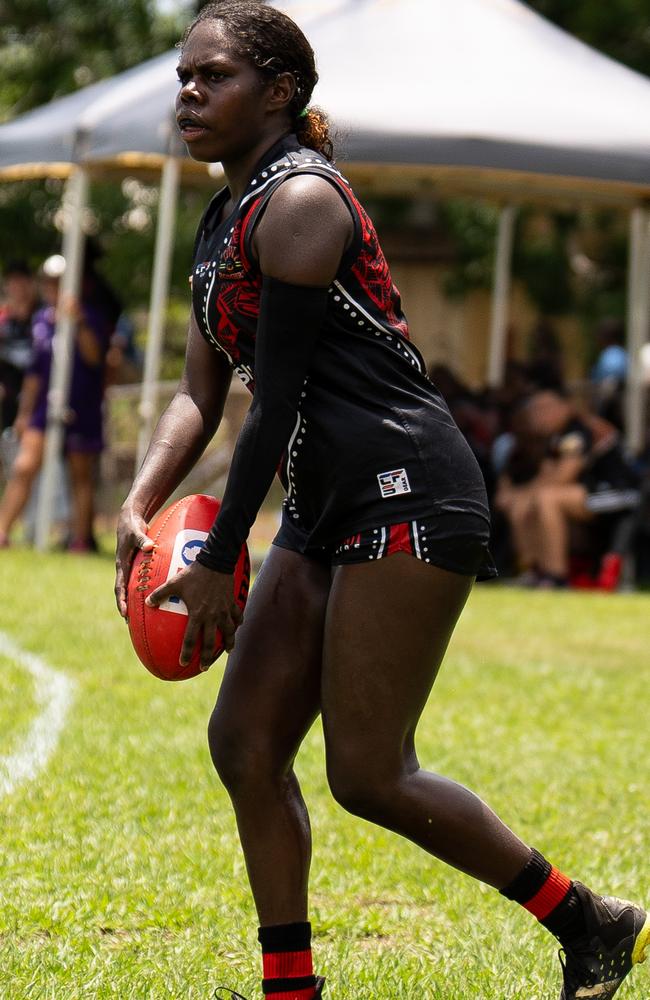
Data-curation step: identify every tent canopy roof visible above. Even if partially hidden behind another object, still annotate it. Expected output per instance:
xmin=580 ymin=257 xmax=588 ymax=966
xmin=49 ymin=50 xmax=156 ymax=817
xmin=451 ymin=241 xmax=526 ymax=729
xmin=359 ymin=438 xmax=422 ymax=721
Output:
xmin=2 ymin=0 xmax=650 ymax=203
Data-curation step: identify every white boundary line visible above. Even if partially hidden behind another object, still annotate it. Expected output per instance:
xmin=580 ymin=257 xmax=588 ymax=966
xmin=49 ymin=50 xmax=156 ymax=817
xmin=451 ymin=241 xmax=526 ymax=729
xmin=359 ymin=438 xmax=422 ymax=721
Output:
xmin=0 ymin=631 xmax=76 ymax=798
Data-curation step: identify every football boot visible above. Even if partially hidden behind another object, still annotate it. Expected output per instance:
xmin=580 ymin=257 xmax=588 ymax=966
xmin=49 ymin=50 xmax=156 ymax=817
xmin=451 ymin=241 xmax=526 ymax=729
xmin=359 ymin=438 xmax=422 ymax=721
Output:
xmin=558 ymin=882 xmax=650 ymax=999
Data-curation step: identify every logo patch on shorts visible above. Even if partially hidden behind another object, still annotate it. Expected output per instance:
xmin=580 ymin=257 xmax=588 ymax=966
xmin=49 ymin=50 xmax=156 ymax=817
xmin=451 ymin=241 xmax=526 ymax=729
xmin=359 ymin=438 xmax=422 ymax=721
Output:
xmin=377 ymin=468 xmax=412 ymax=498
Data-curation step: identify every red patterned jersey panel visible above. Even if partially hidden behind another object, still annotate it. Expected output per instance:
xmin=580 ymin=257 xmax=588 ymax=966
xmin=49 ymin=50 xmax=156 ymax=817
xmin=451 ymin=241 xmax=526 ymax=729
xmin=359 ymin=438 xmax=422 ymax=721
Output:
xmin=348 ymin=193 xmax=409 ymax=339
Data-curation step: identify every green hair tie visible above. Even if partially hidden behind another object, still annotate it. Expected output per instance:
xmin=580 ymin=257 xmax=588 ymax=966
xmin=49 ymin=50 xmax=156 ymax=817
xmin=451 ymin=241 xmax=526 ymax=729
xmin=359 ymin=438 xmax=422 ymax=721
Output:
xmin=299 ymin=107 xmax=309 ymax=119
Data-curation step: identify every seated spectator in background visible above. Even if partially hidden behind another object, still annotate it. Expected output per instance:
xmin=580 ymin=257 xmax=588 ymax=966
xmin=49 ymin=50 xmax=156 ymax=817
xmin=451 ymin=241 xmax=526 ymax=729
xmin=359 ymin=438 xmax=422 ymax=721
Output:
xmin=489 ymin=360 xmax=537 ymax=477
xmin=495 ymin=390 xmax=639 ymax=588
xmin=590 ymin=317 xmax=628 ymax=430
xmin=0 ymin=260 xmax=41 ymax=430
xmin=0 ymin=254 xmax=110 ymax=551
xmin=527 ymin=319 xmax=565 ymax=392
xmin=429 ymin=363 xmax=499 ymax=497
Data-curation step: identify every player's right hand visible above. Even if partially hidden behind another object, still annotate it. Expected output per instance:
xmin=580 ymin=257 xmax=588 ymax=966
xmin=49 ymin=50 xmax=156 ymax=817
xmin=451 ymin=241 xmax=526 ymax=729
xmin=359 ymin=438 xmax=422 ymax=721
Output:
xmin=115 ymin=506 xmax=154 ymax=619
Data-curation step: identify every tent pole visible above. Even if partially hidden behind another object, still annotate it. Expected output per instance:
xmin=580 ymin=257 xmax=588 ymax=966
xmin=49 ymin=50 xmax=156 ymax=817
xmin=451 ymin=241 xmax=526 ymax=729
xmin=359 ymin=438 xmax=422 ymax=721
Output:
xmin=35 ymin=166 xmax=89 ymax=551
xmin=624 ymin=206 xmax=650 ymax=455
xmin=135 ymin=154 xmax=181 ymax=472
xmin=487 ymin=204 xmax=517 ymax=388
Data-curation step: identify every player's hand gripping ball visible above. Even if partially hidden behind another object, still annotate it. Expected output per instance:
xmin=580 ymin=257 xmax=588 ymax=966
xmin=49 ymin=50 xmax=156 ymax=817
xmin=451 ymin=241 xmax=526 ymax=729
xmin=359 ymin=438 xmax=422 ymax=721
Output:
xmin=127 ymin=495 xmax=250 ymax=681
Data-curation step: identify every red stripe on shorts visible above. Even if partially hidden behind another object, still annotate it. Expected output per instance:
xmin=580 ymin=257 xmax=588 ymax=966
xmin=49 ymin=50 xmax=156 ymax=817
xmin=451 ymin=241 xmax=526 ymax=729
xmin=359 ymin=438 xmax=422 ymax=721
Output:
xmin=387 ymin=522 xmax=413 ymax=556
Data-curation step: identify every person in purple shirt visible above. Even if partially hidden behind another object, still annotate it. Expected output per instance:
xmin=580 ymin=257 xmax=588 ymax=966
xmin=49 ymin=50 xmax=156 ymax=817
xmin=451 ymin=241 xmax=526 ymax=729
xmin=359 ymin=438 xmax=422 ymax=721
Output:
xmin=0 ymin=254 xmax=110 ymax=550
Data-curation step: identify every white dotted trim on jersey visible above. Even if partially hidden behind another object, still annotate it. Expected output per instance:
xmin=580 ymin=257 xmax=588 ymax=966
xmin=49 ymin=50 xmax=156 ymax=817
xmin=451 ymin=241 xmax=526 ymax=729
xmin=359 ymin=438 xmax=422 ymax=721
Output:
xmin=239 ymin=160 xmax=292 ymax=210
xmin=330 ymin=281 xmax=423 ymax=373
xmin=202 ymin=262 xmax=234 ymax=363
xmin=285 ymin=383 xmax=309 ymax=522
xmin=239 ymin=155 xmax=350 ymax=213
xmin=199 ymin=260 xmax=255 ymax=383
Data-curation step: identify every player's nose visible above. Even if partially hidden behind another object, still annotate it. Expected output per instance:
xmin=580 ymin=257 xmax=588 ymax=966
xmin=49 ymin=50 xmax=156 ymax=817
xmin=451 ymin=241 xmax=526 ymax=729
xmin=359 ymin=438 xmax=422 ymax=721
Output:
xmin=177 ymin=77 xmax=203 ymax=105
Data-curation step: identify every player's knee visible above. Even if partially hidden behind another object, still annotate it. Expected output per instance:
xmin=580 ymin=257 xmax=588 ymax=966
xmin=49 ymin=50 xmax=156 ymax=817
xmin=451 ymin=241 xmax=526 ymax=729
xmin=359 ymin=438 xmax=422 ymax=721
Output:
xmin=13 ymin=453 xmax=39 ymax=481
xmin=208 ymin=713 xmax=250 ymax=791
xmin=326 ymin=749 xmax=394 ymax=821
xmin=208 ymin=711 xmax=278 ymax=796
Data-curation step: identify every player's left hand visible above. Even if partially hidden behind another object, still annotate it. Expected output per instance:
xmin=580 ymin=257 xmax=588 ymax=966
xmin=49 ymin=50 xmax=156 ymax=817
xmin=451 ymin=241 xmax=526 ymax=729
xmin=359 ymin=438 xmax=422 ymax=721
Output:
xmin=146 ymin=560 xmax=243 ymax=669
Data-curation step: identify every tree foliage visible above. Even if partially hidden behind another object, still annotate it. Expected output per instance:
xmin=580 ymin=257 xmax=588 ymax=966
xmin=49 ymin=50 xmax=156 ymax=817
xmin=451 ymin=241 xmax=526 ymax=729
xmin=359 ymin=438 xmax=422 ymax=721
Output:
xmin=0 ymin=1 xmax=197 ymax=311
xmin=530 ymin=0 xmax=650 ymax=78
xmin=0 ymin=0 xmax=185 ymax=122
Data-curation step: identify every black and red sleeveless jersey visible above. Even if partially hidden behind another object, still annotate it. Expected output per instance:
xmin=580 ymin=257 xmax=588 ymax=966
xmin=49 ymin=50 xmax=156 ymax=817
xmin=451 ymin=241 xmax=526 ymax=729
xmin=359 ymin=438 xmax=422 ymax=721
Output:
xmin=191 ymin=134 xmax=489 ymax=546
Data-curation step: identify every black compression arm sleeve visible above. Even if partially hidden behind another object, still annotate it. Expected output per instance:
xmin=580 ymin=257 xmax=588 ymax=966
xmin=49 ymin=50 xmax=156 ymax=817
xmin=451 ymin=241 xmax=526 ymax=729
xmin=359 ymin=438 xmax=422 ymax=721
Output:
xmin=196 ymin=276 xmax=329 ymax=574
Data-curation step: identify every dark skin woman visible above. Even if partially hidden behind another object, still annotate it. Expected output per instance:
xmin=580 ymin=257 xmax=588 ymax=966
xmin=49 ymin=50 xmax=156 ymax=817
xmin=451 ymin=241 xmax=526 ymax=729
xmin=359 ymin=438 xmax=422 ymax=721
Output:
xmin=115 ymin=5 xmax=648 ymax=999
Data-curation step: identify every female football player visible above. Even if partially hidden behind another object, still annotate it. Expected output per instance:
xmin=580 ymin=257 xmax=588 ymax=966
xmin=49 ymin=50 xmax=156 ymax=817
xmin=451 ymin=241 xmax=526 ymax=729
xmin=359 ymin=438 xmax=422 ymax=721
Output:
xmin=115 ymin=4 xmax=648 ymax=998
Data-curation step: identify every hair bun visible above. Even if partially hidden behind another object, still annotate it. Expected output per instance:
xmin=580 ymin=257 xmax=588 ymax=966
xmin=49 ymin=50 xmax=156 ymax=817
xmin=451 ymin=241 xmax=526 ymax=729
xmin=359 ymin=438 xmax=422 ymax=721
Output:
xmin=296 ymin=106 xmax=334 ymax=162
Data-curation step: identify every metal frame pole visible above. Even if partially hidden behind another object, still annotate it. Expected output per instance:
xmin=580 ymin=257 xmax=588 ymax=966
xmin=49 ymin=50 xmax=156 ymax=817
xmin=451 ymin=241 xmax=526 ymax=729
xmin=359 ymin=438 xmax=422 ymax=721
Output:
xmin=487 ymin=204 xmax=517 ymax=388
xmin=135 ymin=155 xmax=181 ymax=472
xmin=625 ymin=206 xmax=650 ymax=455
xmin=34 ymin=166 xmax=89 ymax=550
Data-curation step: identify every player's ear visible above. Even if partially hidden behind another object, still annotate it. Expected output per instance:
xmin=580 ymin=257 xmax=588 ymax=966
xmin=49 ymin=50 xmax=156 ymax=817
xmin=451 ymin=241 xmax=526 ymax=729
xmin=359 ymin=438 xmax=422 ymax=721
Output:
xmin=266 ymin=71 xmax=296 ymax=116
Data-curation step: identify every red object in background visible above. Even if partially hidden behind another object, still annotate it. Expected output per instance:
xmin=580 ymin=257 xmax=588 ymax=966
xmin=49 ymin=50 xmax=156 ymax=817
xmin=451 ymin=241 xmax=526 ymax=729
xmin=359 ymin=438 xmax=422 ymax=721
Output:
xmin=596 ymin=553 xmax=623 ymax=592
xmin=127 ymin=494 xmax=250 ymax=681
xmin=569 ymin=553 xmax=623 ymax=592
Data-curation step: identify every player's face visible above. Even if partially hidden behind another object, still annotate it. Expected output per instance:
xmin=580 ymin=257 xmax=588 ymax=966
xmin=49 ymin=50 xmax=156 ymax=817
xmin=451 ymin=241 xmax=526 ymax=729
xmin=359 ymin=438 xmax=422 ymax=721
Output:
xmin=175 ymin=21 xmax=272 ymax=164
xmin=4 ymin=273 xmax=35 ymax=308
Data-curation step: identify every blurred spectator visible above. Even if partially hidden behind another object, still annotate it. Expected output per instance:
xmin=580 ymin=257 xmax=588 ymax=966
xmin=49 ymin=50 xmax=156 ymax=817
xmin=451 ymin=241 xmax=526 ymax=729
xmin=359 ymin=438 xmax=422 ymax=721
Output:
xmin=489 ymin=360 xmax=537 ymax=477
xmin=106 ymin=311 xmax=143 ymax=386
xmin=590 ymin=317 xmax=628 ymax=430
xmin=527 ymin=319 xmax=565 ymax=391
xmin=82 ymin=238 xmax=123 ymax=333
xmin=494 ymin=390 xmax=639 ymax=588
xmin=0 ymin=260 xmax=41 ymax=430
xmin=0 ymin=254 xmax=111 ymax=551
xmin=429 ymin=363 xmax=499 ymax=496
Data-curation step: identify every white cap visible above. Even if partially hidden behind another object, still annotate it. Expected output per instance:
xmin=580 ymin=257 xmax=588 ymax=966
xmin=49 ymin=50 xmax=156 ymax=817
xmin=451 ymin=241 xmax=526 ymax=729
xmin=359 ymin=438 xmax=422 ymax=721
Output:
xmin=41 ymin=254 xmax=66 ymax=279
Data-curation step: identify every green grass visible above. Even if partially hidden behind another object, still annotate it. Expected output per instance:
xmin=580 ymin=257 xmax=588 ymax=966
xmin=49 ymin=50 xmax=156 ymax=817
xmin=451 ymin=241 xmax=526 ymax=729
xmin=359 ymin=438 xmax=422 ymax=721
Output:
xmin=0 ymin=648 xmax=38 ymax=757
xmin=0 ymin=547 xmax=649 ymax=998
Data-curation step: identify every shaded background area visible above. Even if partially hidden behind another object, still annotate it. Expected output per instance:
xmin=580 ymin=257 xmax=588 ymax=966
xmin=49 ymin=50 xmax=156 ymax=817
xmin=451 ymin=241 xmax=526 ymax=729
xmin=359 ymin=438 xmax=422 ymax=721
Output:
xmin=1 ymin=0 xmax=650 ymax=580
xmin=1 ymin=0 xmax=649 ymax=372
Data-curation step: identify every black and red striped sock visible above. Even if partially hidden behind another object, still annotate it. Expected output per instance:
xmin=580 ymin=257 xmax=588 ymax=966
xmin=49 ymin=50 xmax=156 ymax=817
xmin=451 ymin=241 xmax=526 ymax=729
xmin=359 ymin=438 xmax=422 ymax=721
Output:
xmin=258 ymin=922 xmax=317 ymax=1000
xmin=500 ymin=848 xmax=586 ymax=945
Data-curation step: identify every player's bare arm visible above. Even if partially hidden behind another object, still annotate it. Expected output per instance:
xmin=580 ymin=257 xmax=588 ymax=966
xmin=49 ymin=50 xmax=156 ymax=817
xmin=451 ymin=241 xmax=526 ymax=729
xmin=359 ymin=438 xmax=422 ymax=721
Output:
xmin=253 ymin=174 xmax=353 ymax=284
xmin=114 ymin=309 xmax=232 ymax=617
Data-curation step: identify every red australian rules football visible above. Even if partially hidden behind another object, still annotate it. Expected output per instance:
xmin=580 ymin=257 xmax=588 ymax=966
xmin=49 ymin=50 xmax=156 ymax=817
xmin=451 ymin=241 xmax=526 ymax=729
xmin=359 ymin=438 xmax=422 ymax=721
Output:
xmin=127 ymin=494 xmax=250 ymax=681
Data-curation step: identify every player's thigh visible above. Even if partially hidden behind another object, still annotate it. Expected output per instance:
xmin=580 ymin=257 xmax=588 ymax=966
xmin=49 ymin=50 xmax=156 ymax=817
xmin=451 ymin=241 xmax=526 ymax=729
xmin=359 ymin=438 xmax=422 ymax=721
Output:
xmin=210 ymin=544 xmax=331 ymax=768
xmin=321 ymin=554 xmax=473 ymax=770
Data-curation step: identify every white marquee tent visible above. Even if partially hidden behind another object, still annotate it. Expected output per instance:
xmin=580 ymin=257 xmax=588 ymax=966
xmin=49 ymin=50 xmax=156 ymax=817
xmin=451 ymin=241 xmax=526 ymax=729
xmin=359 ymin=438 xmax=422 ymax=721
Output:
xmin=0 ymin=0 xmax=649 ymax=546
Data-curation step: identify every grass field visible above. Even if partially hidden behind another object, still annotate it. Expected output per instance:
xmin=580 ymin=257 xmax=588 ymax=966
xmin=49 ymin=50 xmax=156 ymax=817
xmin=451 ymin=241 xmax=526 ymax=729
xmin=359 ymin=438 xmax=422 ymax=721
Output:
xmin=1 ymin=547 xmax=649 ymax=999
